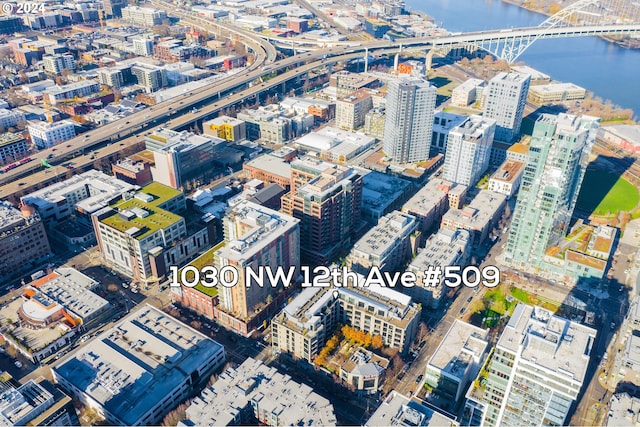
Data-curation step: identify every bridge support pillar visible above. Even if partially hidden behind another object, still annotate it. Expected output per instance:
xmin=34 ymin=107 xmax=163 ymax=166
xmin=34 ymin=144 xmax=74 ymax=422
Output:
xmin=393 ymin=53 xmax=399 ymax=72
xmin=425 ymin=50 xmax=434 ymax=73
xmin=364 ymin=47 xmax=368 ymax=73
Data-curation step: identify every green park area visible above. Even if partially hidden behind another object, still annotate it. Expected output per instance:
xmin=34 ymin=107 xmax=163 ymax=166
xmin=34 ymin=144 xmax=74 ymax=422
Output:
xmin=576 ymin=169 xmax=639 ymax=216
xmin=470 ymin=286 xmax=561 ymax=328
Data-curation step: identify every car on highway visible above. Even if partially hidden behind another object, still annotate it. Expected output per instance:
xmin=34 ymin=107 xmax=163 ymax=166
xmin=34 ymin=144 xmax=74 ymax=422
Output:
xmin=459 ymin=307 xmax=466 ymax=314
xmin=415 ymin=374 xmax=423 ymax=383
xmin=467 ymin=296 xmax=473 ymax=303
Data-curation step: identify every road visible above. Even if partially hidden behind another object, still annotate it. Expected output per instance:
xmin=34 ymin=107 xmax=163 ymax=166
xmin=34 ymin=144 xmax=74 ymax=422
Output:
xmin=3 ymin=21 xmax=636 ymax=191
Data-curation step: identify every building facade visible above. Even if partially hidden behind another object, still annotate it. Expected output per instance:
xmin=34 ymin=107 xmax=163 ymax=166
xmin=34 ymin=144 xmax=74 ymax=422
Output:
xmin=482 ymin=72 xmax=531 ymax=143
xmin=443 ymin=115 xmax=496 ymax=187
xmin=503 ymin=114 xmax=599 ymax=270
xmin=383 ymin=76 xmax=436 ymax=163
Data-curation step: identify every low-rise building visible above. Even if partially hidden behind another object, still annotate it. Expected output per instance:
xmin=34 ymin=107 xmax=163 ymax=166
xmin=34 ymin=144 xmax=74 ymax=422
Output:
xmin=0 ymin=377 xmax=77 ymax=426
xmin=111 ymin=158 xmax=153 ymax=186
xmin=425 ymin=320 xmax=489 ymax=402
xmin=243 ymin=154 xmax=292 ymax=189
xmin=402 ymin=178 xmax=457 ymax=234
xmin=203 ymin=116 xmax=246 ymax=142
xmin=606 ymin=393 xmax=640 ymax=427
xmin=339 ymin=348 xmax=388 ymax=395
xmin=407 ymin=229 xmax=471 ymax=308
xmin=43 ymin=53 xmax=76 ymax=75
xmin=52 ymin=305 xmax=226 ymax=426
xmin=182 ymin=357 xmax=336 ymax=426
xmin=146 ymin=128 xmax=225 ymax=189
xmin=295 ymin=126 xmax=375 ymax=162
xmin=92 ymin=182 xmax=215 ymax=284
xmin=487 ymin=159 xmax=524 ymax=198
xmin=22 ymin=170 xmax=139 ymax=226
xmin=599 ymin=124 xmax=640 ymax=154
xmin=43 ymin=80 xmax=100 ymax=105
xmin=121 ymin=6 xmax=167 ymax=26
xmin=0 ymin=267 xmax=109 ymax=363
xmin=361 ymin=170 xmax=413 ymax=223
xmin=441 ymin=190 xmax=506 ymax=246
xmin=528 ymin=82 xmax=586 ymax=104
xmin=365 ymin=391 xmax=459 ymax=427
xmin=451 ymin=78 xmax=485 ymax=107
xmin=0 ymin=108 xmax=26 ymax=129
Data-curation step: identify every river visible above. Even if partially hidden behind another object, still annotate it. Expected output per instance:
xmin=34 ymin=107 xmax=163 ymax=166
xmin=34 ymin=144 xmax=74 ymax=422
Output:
xmin=406 ymin=0 xmax=640 ymax=118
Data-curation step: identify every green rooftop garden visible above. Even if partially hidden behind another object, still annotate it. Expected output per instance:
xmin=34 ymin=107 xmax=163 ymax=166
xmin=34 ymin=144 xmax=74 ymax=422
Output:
xmin=101 ymin=182 xmax=185 ymax=240
xmin=180 ymin=241 xmax=227 ymax=297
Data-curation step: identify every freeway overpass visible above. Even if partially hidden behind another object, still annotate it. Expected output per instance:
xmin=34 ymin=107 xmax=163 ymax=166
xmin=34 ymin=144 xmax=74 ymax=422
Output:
xmin=2 ymin=21 xmax=639 ymax=194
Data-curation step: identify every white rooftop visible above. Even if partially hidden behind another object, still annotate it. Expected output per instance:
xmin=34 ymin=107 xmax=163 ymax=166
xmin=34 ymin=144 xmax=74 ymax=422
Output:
xmin=365 ymin=391 xmax=458 ymax=427
xmin=183 ymin=357 xmax=336 ymax=426
xmin=52 ymin=304 xmax=224 ymax=426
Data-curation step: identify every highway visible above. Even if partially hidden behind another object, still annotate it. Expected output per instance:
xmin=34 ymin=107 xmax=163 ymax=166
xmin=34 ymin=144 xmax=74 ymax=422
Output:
xmin=1 ymin=18 xmax=638 ymax=193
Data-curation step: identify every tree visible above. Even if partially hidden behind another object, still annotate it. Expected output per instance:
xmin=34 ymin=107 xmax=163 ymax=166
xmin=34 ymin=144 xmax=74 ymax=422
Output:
xmin=371 ymin=335 xmax=383 ymax=349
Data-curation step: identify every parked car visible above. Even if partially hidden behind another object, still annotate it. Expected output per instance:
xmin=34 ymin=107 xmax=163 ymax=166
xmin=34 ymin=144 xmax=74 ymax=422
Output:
xmin=14 ymin=361 xmax=22 ymax=368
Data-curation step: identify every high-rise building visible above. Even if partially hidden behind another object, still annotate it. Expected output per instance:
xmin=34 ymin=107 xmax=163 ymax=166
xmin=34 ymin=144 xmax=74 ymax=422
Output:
xmin=214 ymin=200 xmax=300 ymax=322
xmin=462 ymin=304 xmax=597 ymax=427
xmin=502 ymin=113 xmax=598 ymax=269
xmin=443 ymin=115 xmax=496 ymax=186
xmin=281 ymin=165 xmax=362 ymax=265
xmin=383 ymin=76 xmax=436 ymax=163
xmin=482 ymin=72 xmax=531 ymax=143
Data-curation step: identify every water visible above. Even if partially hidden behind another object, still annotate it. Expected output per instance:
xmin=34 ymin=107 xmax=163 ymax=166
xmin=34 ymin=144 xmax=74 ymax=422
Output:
xmin=406 ymin=0 xmax=640 ymax=117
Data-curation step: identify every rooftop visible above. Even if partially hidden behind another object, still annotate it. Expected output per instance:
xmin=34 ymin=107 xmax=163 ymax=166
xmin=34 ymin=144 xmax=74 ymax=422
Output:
xmin=183 ymin=357 xmax=336 ymax=426
xmin=22 ymin=170 xmax=138 ymax=215
xmin=351 ymin=211 xmax=416 ymax=259
xmin=498 ymin=304 xmax=596 ymax=385
xmin=427 ymin=320 xmax=488 ymax=381
xmin=409 ymin=229 xmax=471 ymax=273
xmin=217 ymin=200 xmax=299 ymax=262
xmin=52 ymin=304 xmax=224 ymax=426
xmin=403 ymin=178 xmax=453 ymax=216
xmin=442 ymin=190 xmax=506 ymax=230
xmin=490 ymin=160 xmax=525 ymax=184
xmin=606 ymin=393 xmax=640 ymax=427
xmin=100 ymin=182 xmax=184 ymax=240
xmin=244 ymin=154 xmax=292 ymax=179
xmin=28 ymin=268 xmax=109 ymax=320
xmin=365 ymin=391 xmax=458 ymax=427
